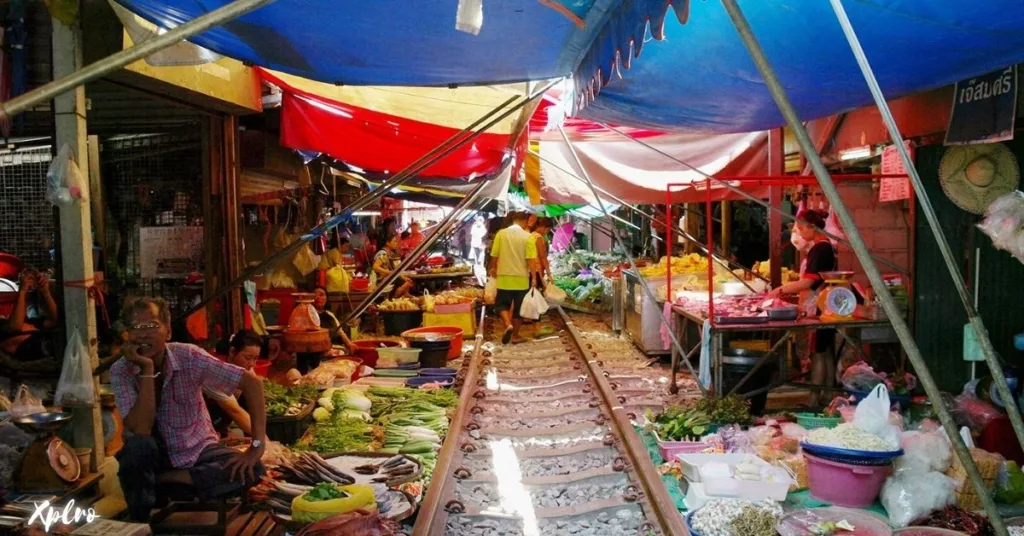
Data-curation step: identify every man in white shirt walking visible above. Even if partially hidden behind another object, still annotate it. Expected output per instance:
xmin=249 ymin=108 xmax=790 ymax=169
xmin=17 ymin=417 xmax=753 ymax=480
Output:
xmin=488 ymin=212 xmax=538 ymax=344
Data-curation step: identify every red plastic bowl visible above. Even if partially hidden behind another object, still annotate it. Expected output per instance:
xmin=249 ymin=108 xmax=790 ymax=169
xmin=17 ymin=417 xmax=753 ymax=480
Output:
xmin=402 ymin=326 xmax=464 ymax=359
xmin=253 ymin=359 xmax=271 ymax=378
xmin=352 ymin=340 xmax=401 ymax=368
xmin=350 ymin=278 xmax=369 ymax=292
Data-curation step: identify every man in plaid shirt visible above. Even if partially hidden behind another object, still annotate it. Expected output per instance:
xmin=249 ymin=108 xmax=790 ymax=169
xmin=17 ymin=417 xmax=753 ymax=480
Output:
xmin=110 ymin=297 xmax=268 ymax=522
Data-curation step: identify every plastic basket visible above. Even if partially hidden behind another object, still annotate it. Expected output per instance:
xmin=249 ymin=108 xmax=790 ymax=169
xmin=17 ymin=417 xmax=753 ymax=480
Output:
xmin=653 ymin=430 xmax=708 ymax=461
xmin=800 ymin=441 xmax=903 ymax=464
xmin=266 ymin=399 xmax=315 ymax=445
xmin=805 ymin=453 xmax=891 ymax=508
xmin=796 ymin=412 xmax=841 ymax=430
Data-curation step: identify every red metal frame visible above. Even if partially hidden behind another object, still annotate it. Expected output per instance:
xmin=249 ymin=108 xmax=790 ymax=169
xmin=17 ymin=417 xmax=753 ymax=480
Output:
xmin=664 ymin=172 xmax=912 ymax=329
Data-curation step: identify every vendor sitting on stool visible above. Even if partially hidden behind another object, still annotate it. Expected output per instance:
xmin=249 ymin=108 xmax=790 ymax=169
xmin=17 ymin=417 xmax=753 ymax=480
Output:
xmin=768 ymin=209 xmax=837 ymax=407
xmin=110 ymin=297 xmax=268 ymax=523
xmin=312 ymin=286 xmax=359 ymax=354
xmin=373 ymin=232 xmax=414 ymax=298
xmin=204 ymin=330 xmax=263 ymax=437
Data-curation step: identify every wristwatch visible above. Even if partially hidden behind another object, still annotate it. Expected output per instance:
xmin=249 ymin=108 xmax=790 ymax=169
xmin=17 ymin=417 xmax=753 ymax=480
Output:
xmin=251 ymin=439 xmax=263 ymax=449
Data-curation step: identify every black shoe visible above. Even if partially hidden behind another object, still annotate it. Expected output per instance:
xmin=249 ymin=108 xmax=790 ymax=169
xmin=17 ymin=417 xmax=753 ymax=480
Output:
xmin=502 ymin=327 xmax=513 ymax=345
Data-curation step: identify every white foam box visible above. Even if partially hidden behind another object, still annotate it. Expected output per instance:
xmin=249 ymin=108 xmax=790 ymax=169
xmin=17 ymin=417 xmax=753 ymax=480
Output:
xmin=678 ymin=453 xmax=791 ymax=502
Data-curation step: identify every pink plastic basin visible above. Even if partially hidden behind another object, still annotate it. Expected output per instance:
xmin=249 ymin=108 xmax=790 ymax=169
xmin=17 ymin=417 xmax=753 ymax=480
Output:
xmin=805 ymin=453 xmax=891 ymax=508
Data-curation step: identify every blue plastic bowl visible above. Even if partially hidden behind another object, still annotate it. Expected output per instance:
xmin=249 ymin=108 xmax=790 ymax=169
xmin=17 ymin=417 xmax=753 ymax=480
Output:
xmin=419 ymin=367 xmax=457 ymax=377
xmin=685 ymin=510 xmax=703 ymax=536
xmin=406 ymin=376 xmax=454 ymax=388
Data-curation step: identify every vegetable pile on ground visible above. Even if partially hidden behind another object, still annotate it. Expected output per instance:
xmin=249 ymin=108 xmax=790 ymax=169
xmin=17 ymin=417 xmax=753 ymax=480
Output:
xmin=695 ymin=395 xmax=752 ymax=426
xmin=367 ymin=386 xmax=457 ymax=480
xmin=553 ymin=271 xmax=606 ymax=308
xmin=689 ymin=499 xmax=782 ymax=536
xmin=647 ymin=395 xmax=751 ymax=441
xmin=265 ymin=382 xmax=319 ymax=418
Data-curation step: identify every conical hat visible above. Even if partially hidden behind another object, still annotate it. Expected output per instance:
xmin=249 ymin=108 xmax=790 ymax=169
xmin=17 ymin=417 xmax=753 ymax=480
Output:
xmin=939 ymin=143 xmax=1020 ymax=214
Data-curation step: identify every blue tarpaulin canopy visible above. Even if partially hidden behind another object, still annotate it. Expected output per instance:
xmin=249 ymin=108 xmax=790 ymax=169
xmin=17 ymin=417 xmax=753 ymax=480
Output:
xmin=578 ymin=0 xmax=1024 ymax=133
xmin=111 ymin=0 xmax=687 ymax=90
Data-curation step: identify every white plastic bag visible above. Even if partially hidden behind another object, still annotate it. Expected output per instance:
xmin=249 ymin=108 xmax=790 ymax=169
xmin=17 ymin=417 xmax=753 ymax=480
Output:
xmin=896 ymin=429 xmax=952 ymax=473
xmin=531 ymin=288 xmax=549 ymax=315
xmin=45 ymin=144 xmax=88 ymax=205
xmin=520 ymin=289 xmax=540 ymax=320
xmin=53 ymin=328 xmax=96 ymax=407
xmin=484 ymin=278 xmax=498 ymax=305
xmin=853 ymin=384 xmax=901 ymax=450
xmin=544 ymin=282 xmax=567 ymax=303
xmin=11 ymin=384 xmax=45 ymax=418
xmin=880 ymin=471 xmax=956 ymax=527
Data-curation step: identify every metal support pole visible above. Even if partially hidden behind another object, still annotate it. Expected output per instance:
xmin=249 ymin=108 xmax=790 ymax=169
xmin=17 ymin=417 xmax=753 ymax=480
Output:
xmin=719 ymin=1 xmax=1008 ymax=533
xmin=528 ymin=148 xmax=765 ymax=287
xmin=598 ymin=123 xmax=910 ymax=276
xmin=558 ymin=126 xmax=709 ymax=396
xmin=175 ymin=82 xmax=554 ymax=322
xmin=2 ymin=0 xmax=276 ymax=118
xmin=829 ymin=0 xmax=1024 ymax=450
xmin=342 ymin=181 xmax=489 ymax=325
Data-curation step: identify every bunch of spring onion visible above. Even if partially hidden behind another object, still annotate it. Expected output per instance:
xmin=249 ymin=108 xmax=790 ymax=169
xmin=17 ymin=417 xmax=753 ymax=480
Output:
xmin=377 ymin=401 xmax=450 ymax=436
xmin=380 ymin=424 xmax=443 ymax=455
xmin=365 ymin=386 xmax=458 ymax=419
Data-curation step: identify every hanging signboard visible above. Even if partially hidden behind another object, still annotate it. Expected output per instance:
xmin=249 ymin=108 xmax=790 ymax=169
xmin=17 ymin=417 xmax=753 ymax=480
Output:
xmin=879 ymin=141 xmax=914 ymax=202
xmin=139 ymin=226 xmax=204 ymax=279
xmin=945 ymin=65 xmax=1017 ymax=146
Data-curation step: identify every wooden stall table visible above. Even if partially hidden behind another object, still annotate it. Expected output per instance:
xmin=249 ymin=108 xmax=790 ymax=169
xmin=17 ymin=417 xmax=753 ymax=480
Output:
xmin=669 ymin=304 xmax=892 ymax=398
xmin=405 ymin=271 xmax=475 ymax=293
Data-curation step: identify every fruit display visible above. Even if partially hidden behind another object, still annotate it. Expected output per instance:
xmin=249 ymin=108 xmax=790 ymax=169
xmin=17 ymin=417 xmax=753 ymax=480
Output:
xmin=415 ymin=264 xmax=472 ymax=275
xmin=434 ymin=292 xmax=475 ymax=306
xmin=752 ymin=260 xmax=799 ymax=282
xmin=638 ymin=254 xmax=709 ymax=278
xmin=377 ymin=298 xmax=421 ymax=312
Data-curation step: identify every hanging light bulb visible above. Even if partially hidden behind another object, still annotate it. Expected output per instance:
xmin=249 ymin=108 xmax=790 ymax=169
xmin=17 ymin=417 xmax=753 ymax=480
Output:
xmin=456 ymin=0 xmax=484 ymax=35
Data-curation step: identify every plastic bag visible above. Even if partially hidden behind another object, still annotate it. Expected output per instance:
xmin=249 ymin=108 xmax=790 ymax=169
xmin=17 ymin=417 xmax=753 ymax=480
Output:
xmin=325 ymin=266 xmax=351 ymax=293
xmin=954 ymin=391 xmax=1002 ymax=431
xmin=484 ymin=278 xmax=497 ymax=305
xmin=11 ymin=384 xmax=45 ymax=418
xmin=995 ymin=460 xmax=1024 ymax=504
xmin=544 ymin=282 xmax=567 ymax=303
xmin=292 ymin=243 xmax=320 ymax=276
xmin=978 ymin=191 xmax=1024 ymax=262
xmin=45 ymin=144 xmax=87 ymax=205
xmin=880 ymin=471 xmax=957 ymax=527
xmin=853 ymin=384 xmax=901 ymax=449
xmin=54 ymin=327 xmax=96 ymax=407
xmin=520 ymin=289 xmax=541 ymax=320
xmin=897 ymin=429 xmax=952 ymax=474
xmin=841 ymin=360 xmax=888 ymax=392
xmin=530 ymin=288 xmax=549 ymax=315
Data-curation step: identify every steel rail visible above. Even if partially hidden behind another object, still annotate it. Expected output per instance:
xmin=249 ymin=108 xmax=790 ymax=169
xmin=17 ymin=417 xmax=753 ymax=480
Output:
xmin=559 ymin=125 xmax=709 ymax=396
xmin=720 ymin=1 xmax=1007 ymax=534
xmin=415 ymin=309 xmax=688 ymax=535
xmin=557 ymin=306 xmax=689 ymax=536
xmin=413 ymin=306 xmax=488 ymax=536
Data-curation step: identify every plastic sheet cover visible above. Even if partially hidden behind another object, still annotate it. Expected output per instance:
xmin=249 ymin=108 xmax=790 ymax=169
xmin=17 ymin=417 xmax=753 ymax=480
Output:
xmin=580 ymin=0 xmax=1024 ymax=133
xmin=111 ymin=0 xmax=688 ymax=90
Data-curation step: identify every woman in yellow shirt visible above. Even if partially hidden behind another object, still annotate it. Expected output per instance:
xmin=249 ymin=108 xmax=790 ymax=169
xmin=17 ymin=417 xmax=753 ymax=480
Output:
xmin=529 ymin=217 xmax=554 ymax=290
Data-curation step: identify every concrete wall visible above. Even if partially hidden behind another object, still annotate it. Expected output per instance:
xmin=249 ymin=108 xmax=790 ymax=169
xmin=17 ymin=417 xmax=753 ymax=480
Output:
xmin=831 ymin=183 xmax=912 ymax=285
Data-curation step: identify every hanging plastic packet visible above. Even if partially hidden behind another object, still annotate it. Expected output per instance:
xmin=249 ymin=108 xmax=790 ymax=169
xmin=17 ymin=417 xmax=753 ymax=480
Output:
xmin=455 ymin=0 xmax=483 ymax=35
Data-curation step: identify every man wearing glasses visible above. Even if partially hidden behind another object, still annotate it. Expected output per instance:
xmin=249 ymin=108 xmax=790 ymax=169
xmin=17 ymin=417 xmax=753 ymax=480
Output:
xmin=110 ymin=297 xmax=268 ymax=522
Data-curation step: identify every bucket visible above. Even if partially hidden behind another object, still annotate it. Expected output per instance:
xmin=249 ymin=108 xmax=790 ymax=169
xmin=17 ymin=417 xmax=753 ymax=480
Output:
xmin=381 ymin=311 xmax=423 ymax=336
xmin=407 ymin=339 xmax=450 ymax=368
xmin=402 ymin=326 xmax=464 ymax=359
xmin=805 ymin=452 xmax=890 ymax=508
xmin=722 ymin=352 xmax=773 ymax=415
xmin=74 ymin=448 xmax=92 ymax=475
xmin=352 ymin=340 xmax=401 ymax=368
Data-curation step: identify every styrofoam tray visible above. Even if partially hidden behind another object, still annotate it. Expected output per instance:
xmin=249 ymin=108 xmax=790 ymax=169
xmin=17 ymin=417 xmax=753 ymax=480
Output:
xmin=677 ymin=453 xmax=757 ymax=482
xmin=679 ymin=453 xmax=791 ymax=502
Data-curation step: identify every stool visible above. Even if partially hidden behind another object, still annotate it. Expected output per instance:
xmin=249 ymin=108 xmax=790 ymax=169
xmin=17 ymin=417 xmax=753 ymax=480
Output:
xmin=149 ymin=483 xmax=243 ymax=535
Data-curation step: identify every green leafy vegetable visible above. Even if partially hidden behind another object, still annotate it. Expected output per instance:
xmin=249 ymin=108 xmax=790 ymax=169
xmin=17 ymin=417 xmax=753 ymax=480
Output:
xmin=304 ymin=482 xmax=350 ymax=502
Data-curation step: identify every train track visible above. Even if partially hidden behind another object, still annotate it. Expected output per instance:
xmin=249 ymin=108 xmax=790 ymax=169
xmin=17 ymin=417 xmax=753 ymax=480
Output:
xmin=413 ymin=306 xmax=688 ymax=536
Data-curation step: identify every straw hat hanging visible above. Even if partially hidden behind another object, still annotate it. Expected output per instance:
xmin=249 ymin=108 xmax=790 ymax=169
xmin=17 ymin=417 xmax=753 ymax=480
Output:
xmin=939 ymin=142 xmax=1020 ymax=214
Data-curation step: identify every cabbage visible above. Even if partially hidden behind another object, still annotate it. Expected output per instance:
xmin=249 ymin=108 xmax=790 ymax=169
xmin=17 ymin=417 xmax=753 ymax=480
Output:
xmin=313 ymin=407 xmax=331 ymax=422
xmin=317 ymin=397 xmax=335 ymax=412
xmin=334 ymin=389 xmax=372 ymax=412
xmin=341 ymin=409 xmax=371 ymax=422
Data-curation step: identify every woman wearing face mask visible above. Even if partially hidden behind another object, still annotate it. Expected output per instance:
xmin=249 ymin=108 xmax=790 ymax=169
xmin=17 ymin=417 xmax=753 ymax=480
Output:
xmin=769 ymin=209 xmax=837 ymax=406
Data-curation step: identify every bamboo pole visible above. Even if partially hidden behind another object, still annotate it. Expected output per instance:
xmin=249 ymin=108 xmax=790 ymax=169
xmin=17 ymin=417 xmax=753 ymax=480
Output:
xmin=829 ymin=0 xmax=1024 ymax=451
xmin=719 ymin=1 xmax=1008 ymax=533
